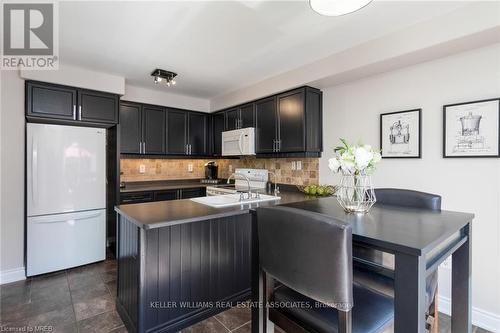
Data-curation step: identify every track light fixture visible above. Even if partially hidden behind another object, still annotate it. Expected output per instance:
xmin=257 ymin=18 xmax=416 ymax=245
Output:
xmin=151 ymin=69 xmax=177 ymax=86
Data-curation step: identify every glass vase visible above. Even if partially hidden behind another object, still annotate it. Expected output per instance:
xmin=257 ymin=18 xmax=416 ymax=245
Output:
xmin=336 ymin=174 xmax=376 ymax=213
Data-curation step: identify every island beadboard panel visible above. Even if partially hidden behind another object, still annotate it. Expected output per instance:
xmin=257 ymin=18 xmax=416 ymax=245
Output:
xmin=120 ymin=157 xmax=319 ymax=185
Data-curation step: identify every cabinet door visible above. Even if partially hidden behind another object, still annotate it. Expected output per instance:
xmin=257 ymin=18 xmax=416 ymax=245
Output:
xmin=142 ymin=106 xmax=166 ymax=154
xmin=27 ymin=82 xmax=77 ymax=120
xmin=239 ymin=103 xmax=254 ymax=128
xmin=305 ymin=88 xmax=323 ymax=152
xmin=78 ymin=90 xmax=118 ymax=124
xmin=225 ymin=108 xmax=238 ymax=130
xmin=166 ymin=109 xmax=187 ymax=155
xmin=277 ymin=89 xmax=305 ymax=152
xmin=213 ymin=112 xmax=225 ymax=156
xmin=154 ymin=190 xmax=178 ymax=201
xmin=120 ymin=102 xmax=142 ymax=154
xmin=255 ymin=96 xmax=277 ymax=153
xmin=188 ymin=113 xmax=208 ymax=155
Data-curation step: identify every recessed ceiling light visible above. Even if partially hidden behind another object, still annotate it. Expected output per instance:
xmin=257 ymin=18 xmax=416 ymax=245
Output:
xmin=309 ymin=0 xmax=373 ymax=16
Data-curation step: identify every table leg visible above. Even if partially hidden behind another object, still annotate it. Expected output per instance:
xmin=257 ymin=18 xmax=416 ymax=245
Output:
xmin=394 ymin=252 xmax=427 ymax=333
xmin=452 ymin=224 xmax=472 ymax=333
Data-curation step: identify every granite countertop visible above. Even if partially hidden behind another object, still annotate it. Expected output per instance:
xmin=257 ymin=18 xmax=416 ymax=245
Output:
xmin=115 ymin=189 xmax=317 ymax=229
xmin=120 ymin=180 xmax=208 ymax=193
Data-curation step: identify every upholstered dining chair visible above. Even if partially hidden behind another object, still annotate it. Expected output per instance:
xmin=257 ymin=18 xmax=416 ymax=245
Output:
xmin=353 ymin=188 xmax=442 ymax=333
xmin=257 ymin=206 xmax=394 ymax=333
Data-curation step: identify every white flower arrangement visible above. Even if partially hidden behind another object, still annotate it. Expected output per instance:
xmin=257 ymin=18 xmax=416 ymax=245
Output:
xmin=328 ymin=139 xmax=381 ymax=176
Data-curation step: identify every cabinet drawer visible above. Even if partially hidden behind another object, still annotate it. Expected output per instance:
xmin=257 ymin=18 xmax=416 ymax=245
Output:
xmin=120 ymin=191 xmax=154 ymax=204
xmin=154 ymin=190 xmax=178 ymax=201
xmin=180 ymin=187 xmax=206 ymax=199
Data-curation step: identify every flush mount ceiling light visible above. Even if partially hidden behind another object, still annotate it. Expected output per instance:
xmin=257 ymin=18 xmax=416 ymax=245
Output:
xmin=309 ymin=0 xmax=373 ymax=16
xmin=151 ymin=69 xmax=177 ymax=86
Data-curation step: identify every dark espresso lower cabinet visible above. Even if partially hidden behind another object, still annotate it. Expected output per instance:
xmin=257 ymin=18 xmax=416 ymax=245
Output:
xmin=116 ymin=214 xmax=252 ymax=333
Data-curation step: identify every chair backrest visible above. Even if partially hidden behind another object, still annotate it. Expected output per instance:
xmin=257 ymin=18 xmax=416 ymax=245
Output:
xmin=375 ymin=188 xmax=442 ymax=211
xmin=257 ymin=206 xmax=353 ymax=311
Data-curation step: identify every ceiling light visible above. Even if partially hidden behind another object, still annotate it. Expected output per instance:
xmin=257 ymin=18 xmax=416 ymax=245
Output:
xmin=309 ymin=0 xmax=372 ymax=16
xmin=151 ymin=69 xmax=178 ymax=87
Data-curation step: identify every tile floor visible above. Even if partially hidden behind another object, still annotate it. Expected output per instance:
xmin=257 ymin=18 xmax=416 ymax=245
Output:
xmin=0 ymin=254 xmax=492 ymax=333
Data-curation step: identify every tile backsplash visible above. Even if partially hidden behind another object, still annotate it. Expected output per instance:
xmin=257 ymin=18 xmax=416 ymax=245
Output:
xmin=120 ymin=157 xmax=319 ymax=185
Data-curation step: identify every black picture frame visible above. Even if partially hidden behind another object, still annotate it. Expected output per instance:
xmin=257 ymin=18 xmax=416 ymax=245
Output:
xmin=380 ymin=109 xmax=422 ymax=158
xmin=443 ymin=98 xmax=500 ymax=158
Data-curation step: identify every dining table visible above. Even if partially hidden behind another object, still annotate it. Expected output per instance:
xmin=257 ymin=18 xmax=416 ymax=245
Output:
xmin=251 ymin=197 xmax=474 ymax=333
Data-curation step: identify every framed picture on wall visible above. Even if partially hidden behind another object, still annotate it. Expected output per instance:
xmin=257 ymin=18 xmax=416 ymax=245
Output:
xmin=443 ymin=98 xmax=500 ymax=158
xmin=380 ymin=109 xmax=421 ymax=158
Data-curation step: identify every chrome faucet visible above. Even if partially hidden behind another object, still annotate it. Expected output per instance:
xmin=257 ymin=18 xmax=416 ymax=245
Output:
xmin=227 ymin=173 xmax=252 ymax=200
xmin=267 ymin=171 xmax=280 ymax=196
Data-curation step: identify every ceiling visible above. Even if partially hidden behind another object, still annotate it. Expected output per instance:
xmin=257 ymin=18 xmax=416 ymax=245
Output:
xmin=59 ymin=1 xmax=468 ymax=99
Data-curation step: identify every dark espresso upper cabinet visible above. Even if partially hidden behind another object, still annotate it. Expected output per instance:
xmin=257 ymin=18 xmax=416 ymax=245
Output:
xmin=27 ymin=81 xmax=77 ymax=120
xmin=26 ymin=81 xmax=118 ymax=125
xmin=243 ymin=86 xmax=322 ymax=155
xmin=166 ymin=109 xmax=188 ymax=155
xmin=212 ymin=112 xmax=225 ymax=156
xmin=120 ymin=102 xmax=142 ymax=154
xmin=304 ymin=87 xmax=322 ymax=153
xmin=78 ymin=90 xmax=118 ymax=124
xmin=224 ymin=104 xmax=255 ymax=130
xmin=239 ymin=103 xmax=255 ymax=128
xmin=142 ymin=106 xmax=166 ymax=154
xmin=255 ymin=96 xmax=278 ymax=153
xmin=277 ymin=89 xmax=305 ymax=152
xmin=187 ymin=112 xmax=208 ymax=156
xmin=225 ymin=108 xmax=238 ymax=131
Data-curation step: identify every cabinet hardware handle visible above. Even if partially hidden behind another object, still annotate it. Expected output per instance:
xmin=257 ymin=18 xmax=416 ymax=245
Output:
xmin=139 ymin=142 xmax=142 ymax=154
xmin=78 ymin=105 xmax=82 ymax=120
xmin=272 ymin=140 xmax=276 ymax=152
xmin=143 ymin=142 xmax=146 ymax=154
xmin=189 ymin=144 xmax=192 ymax=155
xmin=73 ymin=105 xmax=76 ymax=120
xmin=277 ymin=139 xmax=281 ymax=152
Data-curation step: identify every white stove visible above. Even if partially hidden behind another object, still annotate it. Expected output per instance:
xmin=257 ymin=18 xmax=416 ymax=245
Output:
xmin=206 ymin=168 xmax=268 ymax=196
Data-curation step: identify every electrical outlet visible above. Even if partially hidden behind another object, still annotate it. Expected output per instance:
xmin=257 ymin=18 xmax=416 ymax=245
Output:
xmin=188 ymin=164 xmax=193 ymax=172
xmin=296 ymin=160 xmax=302 ymax=170
xmin=229 ymin=165 xmax=233 ymax=172
xmin=139 ymin=164 xmax=146 ymax=174
xmin=291 ymin=161 xmax=296 ymax=170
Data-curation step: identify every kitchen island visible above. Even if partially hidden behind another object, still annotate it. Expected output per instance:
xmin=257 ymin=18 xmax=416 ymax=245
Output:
xmin=114 ymin=190 xmax=313 ymax=333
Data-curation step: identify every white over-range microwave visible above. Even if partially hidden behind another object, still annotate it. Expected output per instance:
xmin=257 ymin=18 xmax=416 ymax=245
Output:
xmin=222 ymin=127 xmax=256 ymax=156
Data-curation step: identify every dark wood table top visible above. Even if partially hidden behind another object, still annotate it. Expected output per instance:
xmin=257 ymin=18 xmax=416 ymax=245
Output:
xmin=281 ymin=197 xmax=474 ymax=256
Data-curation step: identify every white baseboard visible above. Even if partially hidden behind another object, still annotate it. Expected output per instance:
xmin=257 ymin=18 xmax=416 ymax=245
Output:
xmin=439 ymin=295 xmax=500 ymax=333
xmin=0 ymin=267 xmax=26 ymax=285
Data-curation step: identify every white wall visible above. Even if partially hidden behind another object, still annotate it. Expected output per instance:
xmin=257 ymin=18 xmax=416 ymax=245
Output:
xmin=319 ymin=44 xmax=500 ymax=331
xmin=20 ymin=63 xmax=125 ymax=95
xmin=0 ymin=70 xmax=26 ymax=283
xmin=122 ymin=85 xmax=210 ymax=112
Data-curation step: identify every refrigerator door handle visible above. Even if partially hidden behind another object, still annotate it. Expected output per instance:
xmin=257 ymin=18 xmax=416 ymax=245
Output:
xmin=32 ymin=134 xmax=38 ymax=207
xmin=32 ymin=211 xmax=102 ymax=224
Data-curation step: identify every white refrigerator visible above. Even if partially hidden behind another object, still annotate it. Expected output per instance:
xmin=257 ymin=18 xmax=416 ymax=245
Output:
xmin=27 ymin=123 xmax=106 ymax=276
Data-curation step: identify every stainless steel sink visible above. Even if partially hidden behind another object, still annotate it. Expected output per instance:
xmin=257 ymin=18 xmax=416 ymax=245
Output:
xmin=190 ymin=194 xmax=281 ymax=208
